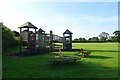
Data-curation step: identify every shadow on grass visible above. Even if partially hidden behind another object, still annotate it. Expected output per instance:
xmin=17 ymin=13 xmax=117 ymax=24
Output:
xmin=71 ymin=49 xmax=119 ymax=55
xmin=72 ymin=48 xmax=119 ymax=52
xmin=45 ymin=60 xmax=118 ymax=78
xmin=13 ymin=48 xmax=51 ymax=57
xmin=11 ymin=48 xmax=118 ymax=58
xmin=84 ymin=55 xmax=113 ymax=59
xmin=88 ymin=50 xmax=119 ymax=52
xmin=2 ymin=55 xmax=118 ymax=78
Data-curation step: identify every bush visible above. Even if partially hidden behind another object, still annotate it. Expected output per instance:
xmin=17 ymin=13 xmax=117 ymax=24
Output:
xmin=0 ymin=23 xmax=20 ymax=53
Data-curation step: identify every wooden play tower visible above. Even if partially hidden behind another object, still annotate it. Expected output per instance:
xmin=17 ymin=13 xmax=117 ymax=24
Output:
xmin=63 ymin=29 xmax=73 ymax=51
xmin=19 ymin=22 xmax=38 ymax=54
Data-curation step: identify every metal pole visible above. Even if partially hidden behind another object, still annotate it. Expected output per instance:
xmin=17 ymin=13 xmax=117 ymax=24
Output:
xmin=20 ymin=28 xmax=21 ymax=53
xmin=35 ymin=29 xmax=37 ymax=53
xmin=27 ymin=28 xmax=29 ymax=54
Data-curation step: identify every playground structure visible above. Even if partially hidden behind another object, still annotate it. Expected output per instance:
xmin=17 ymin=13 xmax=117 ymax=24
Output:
xmin=19 ymin=22 xmax=38 ymax=54
xmin=18 ymin=22 xmax=90 ymax=64
xmin=19 ymin=22 xmax=73 ymax=54
xmin=63 ymin=29 xmax=73 ymax=51
xmin=36 ymin=28 xmax=45 ymax=48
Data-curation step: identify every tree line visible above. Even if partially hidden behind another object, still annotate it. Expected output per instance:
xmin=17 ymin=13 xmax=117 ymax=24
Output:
xmin=73 ymin=31 xmax=120 ymax=42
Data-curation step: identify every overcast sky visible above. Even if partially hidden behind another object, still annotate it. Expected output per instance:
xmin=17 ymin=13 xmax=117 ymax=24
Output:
xmin=0 ymin=0 xmax=118 ymax=39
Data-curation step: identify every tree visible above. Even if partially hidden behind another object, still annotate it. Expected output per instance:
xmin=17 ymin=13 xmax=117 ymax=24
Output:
xmin=113 ymin=30 xmax=120 ymax=42
xmin=99 ymin=32 xmax=109 ymax=41
xmin=91 ymin=37 xmax=99 ymax=41
xmin=79 ymin=37 xmax=83 ymax=41
xmin=107 ymin=36 xmax=115 ymax=42
xmin=88 ymin=38 xmax=92 ymax=41
xmin=79 ymin=37 xmax=86 ymax=41
xmin=74 ymin=38 xmax=79 ymax=41
xmin=13 ymin=30 xmax=20 ymax=37
xmin=0 ymin=23 xmax=19 ymax=53
xmin=82 ymin=38 xmax=86 ymax=41
xmin=113 ymin=30 xmax=120 ymax=37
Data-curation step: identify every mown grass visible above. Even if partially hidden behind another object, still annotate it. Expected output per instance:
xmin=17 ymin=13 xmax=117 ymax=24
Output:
xmin=2 ymin=43 xmax=119 ymax=78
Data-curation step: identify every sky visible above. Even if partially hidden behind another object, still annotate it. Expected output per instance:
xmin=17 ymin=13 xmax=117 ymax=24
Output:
xmin=0 ymin=0 xmax=118 ymax=40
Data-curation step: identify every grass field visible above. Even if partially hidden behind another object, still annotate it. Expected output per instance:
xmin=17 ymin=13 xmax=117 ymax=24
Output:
xmin=2 ymin=43 xmax=119 ymax=78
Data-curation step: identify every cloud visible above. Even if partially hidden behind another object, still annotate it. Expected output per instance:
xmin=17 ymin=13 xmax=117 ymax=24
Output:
xmin=80 ymin=15 xmax=118 ymax=23
xmin=51 ymin=14 xmax=118 ymax=25
xmin=0 ymin=1 xmax=117 ymax=39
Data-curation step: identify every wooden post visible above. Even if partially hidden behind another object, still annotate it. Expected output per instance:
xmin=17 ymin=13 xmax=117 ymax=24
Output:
xmin=50 ymin=30 xmax=53 ymax=50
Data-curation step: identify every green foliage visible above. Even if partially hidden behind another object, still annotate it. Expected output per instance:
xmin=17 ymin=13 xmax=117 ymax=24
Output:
xmin=88 ymin=38 xmax=92 ymax=41
xmin=79 ymin=37 xmax=86 ymax=41
xmin=73 ymin=38 xmax=79 ymax=41
xmin=73 ymin=37 xmax=86 ymax=41
xmin=13 ymin=30 xmax=20 ymax=37
xmin=90 ymin=37 xmax=99 ymax=41
xmin=0 ymin=23 xmax=19 ymax=53
xmin=113 ymin=30 xmax=120 ymax=42
xmin=99 ymin=37 xmax=106 ymax=41
xmin=99 ymin=32 xmax=109 ymax=41
xmin=113 ymin=30 xmax=120 ymax=37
